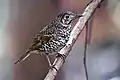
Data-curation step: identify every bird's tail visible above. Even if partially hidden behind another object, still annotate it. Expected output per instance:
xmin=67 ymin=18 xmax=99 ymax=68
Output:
xmin=15 ymin=50 xmax=31 ymax=64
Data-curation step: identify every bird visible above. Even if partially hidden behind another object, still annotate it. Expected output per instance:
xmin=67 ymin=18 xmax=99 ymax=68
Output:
xmin=15 ymin=11 xmax=82 ymax=68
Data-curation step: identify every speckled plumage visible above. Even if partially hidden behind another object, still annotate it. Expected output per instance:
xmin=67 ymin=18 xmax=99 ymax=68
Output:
xmin=31 ymin=20 xmax=72 ymax=54
xmin=15 ymin=11 xmax=82 ymax=65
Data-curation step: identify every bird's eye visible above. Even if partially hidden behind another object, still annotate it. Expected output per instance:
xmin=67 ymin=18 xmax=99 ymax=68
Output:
xmin=66 ymin=15 xmax=69 ymax=18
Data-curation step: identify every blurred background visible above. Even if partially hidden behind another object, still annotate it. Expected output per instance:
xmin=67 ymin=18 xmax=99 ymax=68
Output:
xmin=1 ymin=0 xmax=120 ymax=80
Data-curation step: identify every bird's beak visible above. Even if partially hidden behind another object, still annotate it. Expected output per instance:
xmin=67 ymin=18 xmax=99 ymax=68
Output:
xmin=75 ymin=14 xmax=83 ymax=19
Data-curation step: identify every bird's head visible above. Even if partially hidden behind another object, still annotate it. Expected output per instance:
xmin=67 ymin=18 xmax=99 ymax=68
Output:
xmin=57 ymin=11 xmax=82 ymax=25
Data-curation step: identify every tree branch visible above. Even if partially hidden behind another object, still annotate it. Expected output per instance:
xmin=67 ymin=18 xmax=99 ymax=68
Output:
xmin=44 ymin=0 xmax=104 ymax=80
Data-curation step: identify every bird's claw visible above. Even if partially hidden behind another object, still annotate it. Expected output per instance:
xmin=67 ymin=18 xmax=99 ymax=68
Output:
xmin=50 ymin=65 xmax=58 ymax=71
xmin=56 ymin=53 xmax=66 ymax=63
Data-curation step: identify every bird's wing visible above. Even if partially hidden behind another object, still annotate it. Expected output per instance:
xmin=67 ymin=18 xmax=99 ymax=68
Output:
xmin=31 ymin=23 xmax=56 ymax=47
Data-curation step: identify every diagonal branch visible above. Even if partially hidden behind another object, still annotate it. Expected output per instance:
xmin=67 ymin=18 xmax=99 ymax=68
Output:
xmin=44 ymin=0 xmax=104 ymax=80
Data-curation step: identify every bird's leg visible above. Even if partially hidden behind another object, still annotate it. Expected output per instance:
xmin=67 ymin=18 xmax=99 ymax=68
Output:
xmin=45 ymin=54 xmax=58 ymax=71
xmin=56 ymin=53 xmax=66 ymax=63
xmin=45 ymin=54 xmax=52 ymax=67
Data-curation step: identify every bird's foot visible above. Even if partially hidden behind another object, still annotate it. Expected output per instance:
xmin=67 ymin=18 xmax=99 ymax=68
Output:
xmin=56 ymin=53 xmax=66 ymax=63
xmin=50 ymin=65 xmax=58 ymax=71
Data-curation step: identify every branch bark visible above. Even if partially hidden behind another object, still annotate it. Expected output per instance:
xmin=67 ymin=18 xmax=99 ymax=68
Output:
xmin=44 ymin=0 xmax=104 ymax=80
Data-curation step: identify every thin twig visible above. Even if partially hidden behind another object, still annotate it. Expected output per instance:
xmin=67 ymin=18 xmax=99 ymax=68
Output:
xmin=44 ymin=0 xmax=104 ymax=80
xmin=83 ymin=21 xmax=89 ymax=80
xmin=87 ymin=18 xmax=93 ymax=44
